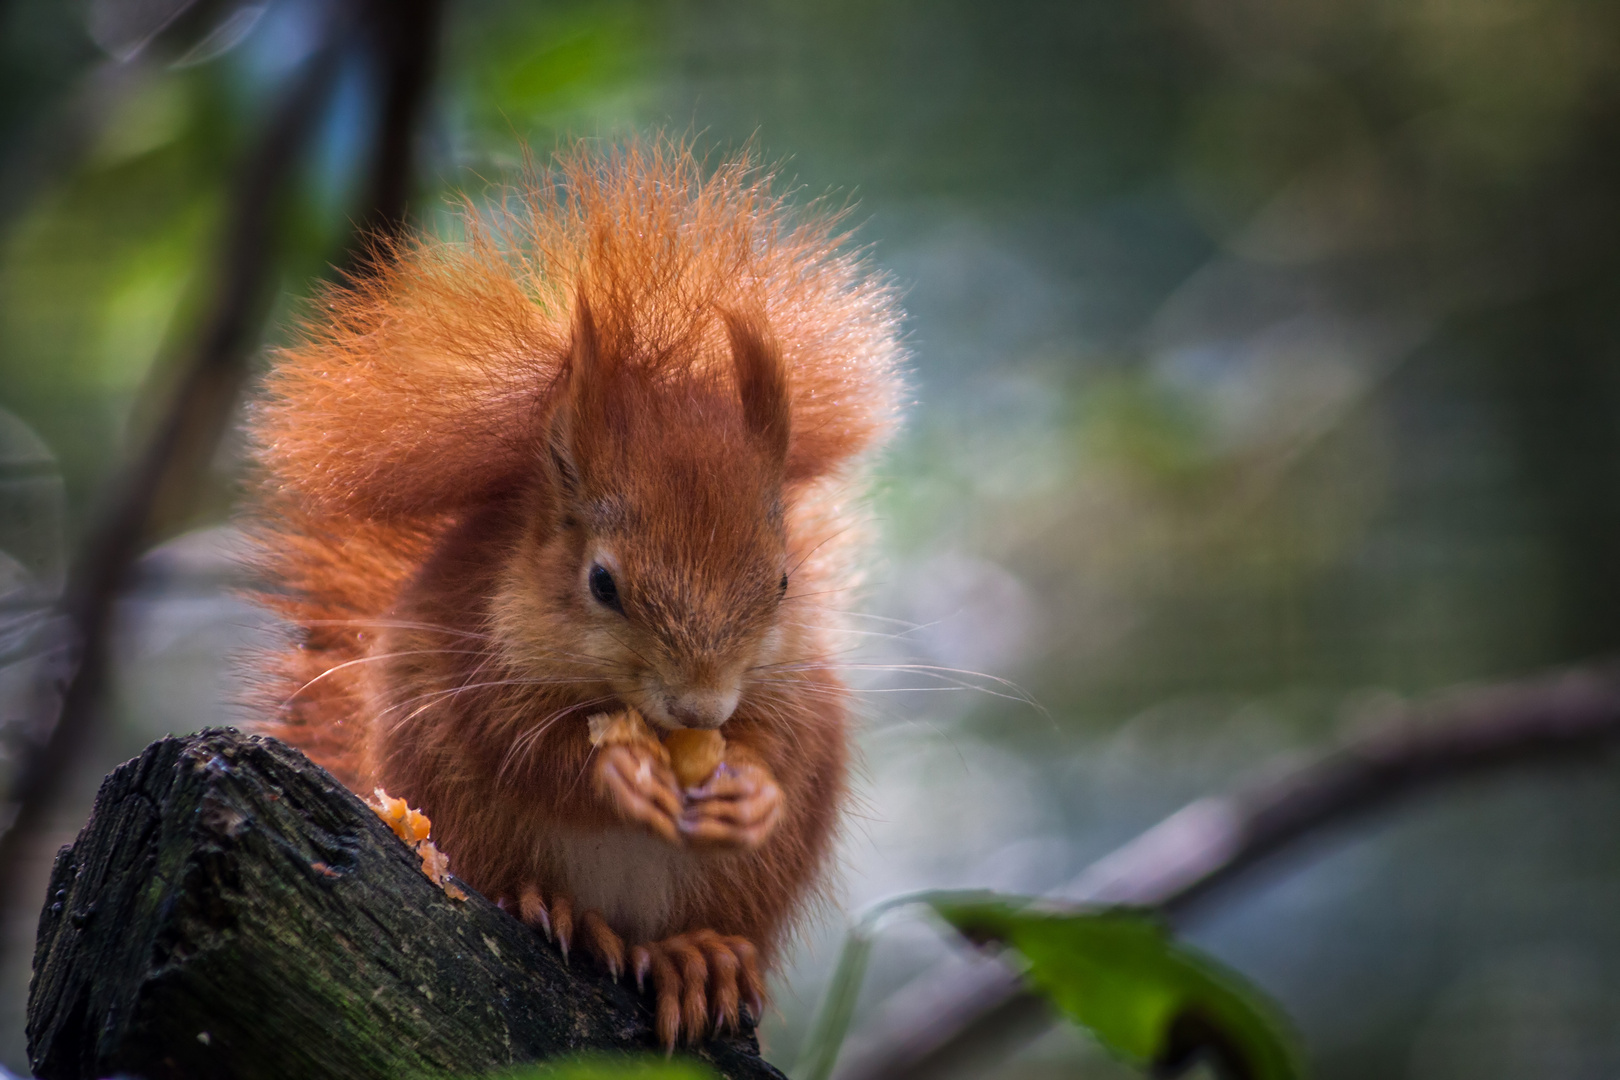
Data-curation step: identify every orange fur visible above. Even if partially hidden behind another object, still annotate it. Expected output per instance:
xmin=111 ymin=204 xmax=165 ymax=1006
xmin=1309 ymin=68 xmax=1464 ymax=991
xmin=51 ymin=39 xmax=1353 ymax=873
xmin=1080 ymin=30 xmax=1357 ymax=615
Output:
xmin=242 ymin=139 xmax=903 ymax=1036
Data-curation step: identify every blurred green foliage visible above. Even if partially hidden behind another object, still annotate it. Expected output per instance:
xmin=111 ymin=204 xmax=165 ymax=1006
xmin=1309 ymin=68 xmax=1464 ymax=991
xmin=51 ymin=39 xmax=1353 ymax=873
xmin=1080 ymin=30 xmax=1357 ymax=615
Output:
xmin=933 ymin=898 xmax=1304 ymax=1080
xmin=482 ymin=1053 xmax=716 ymax=1080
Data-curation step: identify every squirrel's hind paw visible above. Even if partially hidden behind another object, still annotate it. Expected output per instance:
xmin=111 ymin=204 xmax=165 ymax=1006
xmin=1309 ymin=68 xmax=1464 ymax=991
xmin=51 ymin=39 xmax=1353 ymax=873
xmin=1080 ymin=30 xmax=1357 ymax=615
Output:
xmin=503 ymin=886 xmax=764 ymax=1046
xmin=632 ymin=931 xmax=764 ymax=1048
xmin=513 ymin=886 xmax=624 ymax=978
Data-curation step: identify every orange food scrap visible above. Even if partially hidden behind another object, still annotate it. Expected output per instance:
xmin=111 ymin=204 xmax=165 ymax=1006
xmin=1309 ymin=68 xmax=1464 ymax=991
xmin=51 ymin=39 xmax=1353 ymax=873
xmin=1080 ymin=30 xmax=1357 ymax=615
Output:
xmin=418 ymin=842 xmax=466 ymax=900
xmin=373 ymin=788 xmax=432 ymax=844
xmin=664 ymin=728 xmax=725 ymax=789
xmin=370 ymin=787 xmax=466 ymax=901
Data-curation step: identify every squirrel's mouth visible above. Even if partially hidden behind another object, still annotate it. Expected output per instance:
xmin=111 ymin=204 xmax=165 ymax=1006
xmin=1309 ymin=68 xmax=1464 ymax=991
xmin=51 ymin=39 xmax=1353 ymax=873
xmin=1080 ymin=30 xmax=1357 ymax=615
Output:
xmin=618 ymin=691 xmax=679 ymax=733
xmin=634 ymin=699 xmax=683 ymax=734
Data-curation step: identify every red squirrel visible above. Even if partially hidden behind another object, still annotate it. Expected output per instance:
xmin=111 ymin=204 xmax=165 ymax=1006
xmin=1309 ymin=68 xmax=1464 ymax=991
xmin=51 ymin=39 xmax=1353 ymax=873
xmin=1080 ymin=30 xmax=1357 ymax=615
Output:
xmin=243 ymin=139 xmax=903 ymax=1047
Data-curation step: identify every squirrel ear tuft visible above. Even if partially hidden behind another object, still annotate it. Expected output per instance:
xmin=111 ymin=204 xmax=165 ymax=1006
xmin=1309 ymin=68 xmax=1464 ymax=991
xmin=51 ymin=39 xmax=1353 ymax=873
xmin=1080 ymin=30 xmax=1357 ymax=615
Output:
xmin=555 ymin=295 xmax=608 ymax=481
xmin=721 ymin=309 xmax=791 ymax=470
xmin=567 ymin=296 xmax=605 ymax=422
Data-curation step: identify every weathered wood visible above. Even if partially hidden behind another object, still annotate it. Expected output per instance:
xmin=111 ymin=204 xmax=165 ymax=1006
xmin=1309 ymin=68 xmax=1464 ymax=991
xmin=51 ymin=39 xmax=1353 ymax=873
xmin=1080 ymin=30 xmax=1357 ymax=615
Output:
xmin=27 ymin=729 xmax=788 ymax=1080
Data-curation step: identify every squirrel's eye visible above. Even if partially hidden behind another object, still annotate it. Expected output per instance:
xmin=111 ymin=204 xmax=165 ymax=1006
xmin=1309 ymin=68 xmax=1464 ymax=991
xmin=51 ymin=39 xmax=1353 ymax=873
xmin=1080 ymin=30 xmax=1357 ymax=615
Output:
xmin=779 ymin=572 xmax=789 ymax=598
xmin=589 ymin=564 xmax=623 ymax=613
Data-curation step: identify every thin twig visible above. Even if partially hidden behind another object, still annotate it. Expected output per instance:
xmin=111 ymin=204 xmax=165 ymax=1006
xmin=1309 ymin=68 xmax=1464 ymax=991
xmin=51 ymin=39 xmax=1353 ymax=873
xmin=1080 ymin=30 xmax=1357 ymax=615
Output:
xmin=827 ymin=664 xmax=1620 ymax=1080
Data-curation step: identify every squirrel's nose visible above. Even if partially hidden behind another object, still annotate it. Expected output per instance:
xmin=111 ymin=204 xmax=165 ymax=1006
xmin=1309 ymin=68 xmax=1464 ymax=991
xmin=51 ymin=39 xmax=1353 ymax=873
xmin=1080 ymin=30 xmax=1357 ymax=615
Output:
xmin=666 ymin=687 xmax=739 ymax=729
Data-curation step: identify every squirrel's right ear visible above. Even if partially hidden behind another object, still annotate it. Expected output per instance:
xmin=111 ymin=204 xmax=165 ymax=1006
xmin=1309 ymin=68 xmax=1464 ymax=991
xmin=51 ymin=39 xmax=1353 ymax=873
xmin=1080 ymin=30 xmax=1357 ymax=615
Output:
xmin=721 ymin=309 xmax=791 ymax=473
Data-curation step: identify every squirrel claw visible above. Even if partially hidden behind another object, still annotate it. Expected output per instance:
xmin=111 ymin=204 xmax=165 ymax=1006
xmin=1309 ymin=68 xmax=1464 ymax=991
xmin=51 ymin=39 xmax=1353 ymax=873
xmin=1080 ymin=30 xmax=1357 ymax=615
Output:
xmin=631 ymin=944 xmax=653 ymax=992
xmin=580 ymin=909 xmax=626 ymax=980
xmin=634 ymin=930 xmax=764 ymax=1048
xmin=679 ymin=761 xmax=784 ymax=851
xmin=518 ymin=886 xmax=577 ymax=964
xmin=518 ymin=885 xmax=553 ymax=941
xmin=552 ymin=895 xmax=574 ymax=961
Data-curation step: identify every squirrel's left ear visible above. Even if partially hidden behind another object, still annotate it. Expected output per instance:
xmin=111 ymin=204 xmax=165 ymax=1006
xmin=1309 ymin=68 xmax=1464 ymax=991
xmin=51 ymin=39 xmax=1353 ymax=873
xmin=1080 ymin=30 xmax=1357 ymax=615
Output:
xmin=721 ymin=309 xmax=791 ymax=472
xmin=551 ymin=295 xmax=609 ymax=493
xmin=565 ymin=296 xmax=609 ymax=431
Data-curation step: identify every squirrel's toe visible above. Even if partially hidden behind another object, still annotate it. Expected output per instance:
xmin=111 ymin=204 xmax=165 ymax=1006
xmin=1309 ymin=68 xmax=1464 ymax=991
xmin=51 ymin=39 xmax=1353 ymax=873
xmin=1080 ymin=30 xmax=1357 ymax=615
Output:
xmin=550 ymin=895 xmax=574 ymax=960
xmin=693 ymin=930 xmax=741 ymax=1031
xmin=644 ymin=942 xmax=682 ymax=1049
xmin=580 ymin=909 xmax=626 ymax=980
xmin=517 ymin=885 xmax=552 ymax=940
xmin=516 ymin=886 xmax=577 ymax=964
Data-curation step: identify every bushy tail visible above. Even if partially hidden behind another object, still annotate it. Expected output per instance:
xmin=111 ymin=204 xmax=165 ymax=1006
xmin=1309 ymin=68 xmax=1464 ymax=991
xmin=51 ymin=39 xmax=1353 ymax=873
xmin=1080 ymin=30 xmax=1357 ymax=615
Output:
xmin=244 ymin=501 xmax=441 ymax=788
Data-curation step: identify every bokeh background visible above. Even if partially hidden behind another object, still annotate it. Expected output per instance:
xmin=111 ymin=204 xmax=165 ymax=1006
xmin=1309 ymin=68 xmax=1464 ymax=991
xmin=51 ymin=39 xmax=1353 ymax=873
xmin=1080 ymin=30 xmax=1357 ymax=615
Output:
xmin=5 ymin=0 xmax=1620 ymax=1077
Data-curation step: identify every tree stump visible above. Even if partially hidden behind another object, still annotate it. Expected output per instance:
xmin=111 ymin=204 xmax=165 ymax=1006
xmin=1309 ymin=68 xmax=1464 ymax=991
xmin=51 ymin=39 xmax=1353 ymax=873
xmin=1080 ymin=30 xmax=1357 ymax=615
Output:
xmin=27 ymin=729 xmax=788 ymax=1080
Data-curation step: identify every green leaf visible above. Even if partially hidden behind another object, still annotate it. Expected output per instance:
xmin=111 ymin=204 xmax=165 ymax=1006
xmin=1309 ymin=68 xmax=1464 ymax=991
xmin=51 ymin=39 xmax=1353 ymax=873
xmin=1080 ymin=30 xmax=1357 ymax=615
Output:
xmin=484 ymin=1052 xmax=718 ymax=1080
xmin=930 ymin=898 xmax=1305 ymax=1080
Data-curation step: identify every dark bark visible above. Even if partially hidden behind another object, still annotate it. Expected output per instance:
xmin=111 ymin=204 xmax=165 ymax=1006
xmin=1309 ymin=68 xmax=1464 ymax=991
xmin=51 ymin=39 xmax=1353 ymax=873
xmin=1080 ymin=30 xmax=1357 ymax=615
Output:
xmin=27 ymin=729 xmax=786 ymax=1080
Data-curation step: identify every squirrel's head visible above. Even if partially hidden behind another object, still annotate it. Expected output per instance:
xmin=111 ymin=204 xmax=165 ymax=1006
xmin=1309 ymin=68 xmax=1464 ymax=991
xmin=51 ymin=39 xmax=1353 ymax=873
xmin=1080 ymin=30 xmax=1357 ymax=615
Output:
xmin=494 ymin=299 xmax=795 ymax=731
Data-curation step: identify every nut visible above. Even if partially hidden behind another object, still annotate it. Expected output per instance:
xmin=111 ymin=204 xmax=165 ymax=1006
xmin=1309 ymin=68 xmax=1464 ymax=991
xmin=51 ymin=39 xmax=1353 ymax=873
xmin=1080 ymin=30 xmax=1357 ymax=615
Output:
xmin=664 ymin=728 xmax=725 ymax=789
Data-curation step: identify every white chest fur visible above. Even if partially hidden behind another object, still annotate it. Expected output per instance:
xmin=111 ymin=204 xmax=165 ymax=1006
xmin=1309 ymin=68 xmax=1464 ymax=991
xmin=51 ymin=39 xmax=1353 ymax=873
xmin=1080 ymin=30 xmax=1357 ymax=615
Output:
xmin=537 ymin=827 xmax=703 ymax=944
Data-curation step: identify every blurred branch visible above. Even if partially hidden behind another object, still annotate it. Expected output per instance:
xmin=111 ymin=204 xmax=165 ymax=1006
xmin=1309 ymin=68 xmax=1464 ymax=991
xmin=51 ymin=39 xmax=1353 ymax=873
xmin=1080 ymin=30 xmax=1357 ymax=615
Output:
xmin=2 ymin=0 xmax=447 ymax=926
xmin=831 ymin=665 xmax=1620 ymax=1080
xmin=352 ymin=0 xmax=443 ymax=251
xmin=0 ymin=30 xmax=347 ymax=906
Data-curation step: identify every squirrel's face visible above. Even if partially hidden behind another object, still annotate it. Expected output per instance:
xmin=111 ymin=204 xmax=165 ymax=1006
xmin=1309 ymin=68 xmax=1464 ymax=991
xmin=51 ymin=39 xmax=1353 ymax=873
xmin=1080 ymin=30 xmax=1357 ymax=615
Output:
xmin=492 ymin=303 xmax=798 ymax=732
xmin=509 ymin=433 xmax=789 ymax=731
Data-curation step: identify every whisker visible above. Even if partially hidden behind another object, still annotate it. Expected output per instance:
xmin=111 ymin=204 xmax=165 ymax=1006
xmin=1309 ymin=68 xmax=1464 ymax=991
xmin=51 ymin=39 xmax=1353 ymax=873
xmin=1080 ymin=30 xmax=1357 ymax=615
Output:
xmin=787 ymin=524 xmax=860 ymax=579
xmin=605 ymin=631 xmax=655 ymax=669
xmin=818 ymin=610 xmax=930 ymax=629
xmin=504 ymin=696 xmax=617 ymax=785
xmin=752 ymin=661 xmax=1043 ymax=712
xmin=376 ymin=676 xmax=612 ymax=732
xmin=299 ymin=618 xmax=493 ymax=642
xmin=782 ymin=585 xmax=861 ymax=602
xmin=297 ymin=618 xmax=624 ymax=669
xmin=282 ymin=648 xmax=493 ymax=707
xmin=752 ymin=678 xmax=1023 ymax=700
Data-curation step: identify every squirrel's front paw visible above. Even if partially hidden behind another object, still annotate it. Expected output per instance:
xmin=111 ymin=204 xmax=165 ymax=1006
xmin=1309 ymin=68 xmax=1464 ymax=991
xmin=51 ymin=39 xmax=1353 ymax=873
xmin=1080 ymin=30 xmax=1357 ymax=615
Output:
xmin=594 ymin=742 xmax=683 ymax=844
xmin=632 ymin=931 xmax=764 ymax=1048
xmin=678 ymin=758 xmax=783 ymax=850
